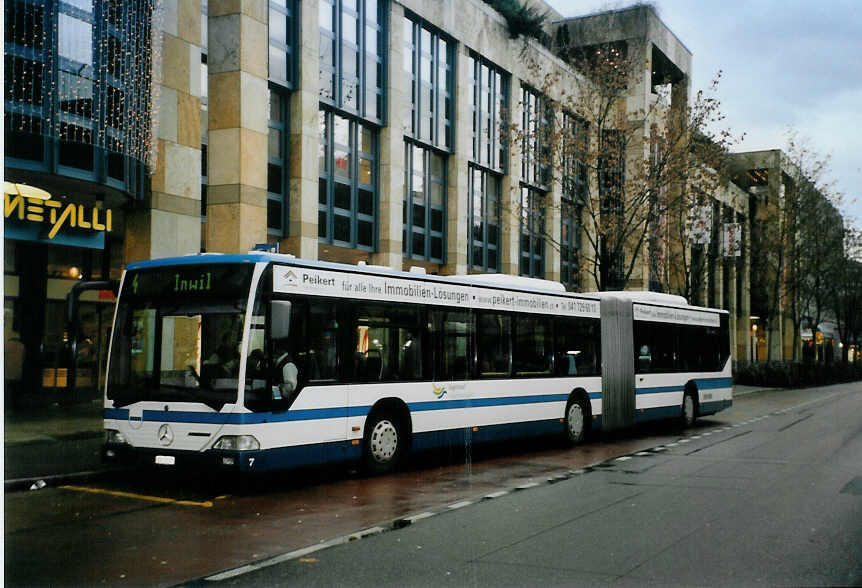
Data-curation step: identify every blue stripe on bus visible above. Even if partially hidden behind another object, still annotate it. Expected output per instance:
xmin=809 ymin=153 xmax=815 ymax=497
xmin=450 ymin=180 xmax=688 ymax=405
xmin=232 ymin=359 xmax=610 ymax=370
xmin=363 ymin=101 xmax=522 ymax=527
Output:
xmin=408 ymin=394 xmax=569 ymax=412
xmin=636 ymin=377 xmax=732 ymax=396
xmin=104 ymin=392 xmax=601 ymax=425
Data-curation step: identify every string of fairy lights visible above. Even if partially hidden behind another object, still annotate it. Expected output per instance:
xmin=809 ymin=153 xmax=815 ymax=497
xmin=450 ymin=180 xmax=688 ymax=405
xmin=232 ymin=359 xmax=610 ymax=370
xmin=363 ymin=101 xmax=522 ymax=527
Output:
xmin=4 ymin=0 xmax=159 ymax=170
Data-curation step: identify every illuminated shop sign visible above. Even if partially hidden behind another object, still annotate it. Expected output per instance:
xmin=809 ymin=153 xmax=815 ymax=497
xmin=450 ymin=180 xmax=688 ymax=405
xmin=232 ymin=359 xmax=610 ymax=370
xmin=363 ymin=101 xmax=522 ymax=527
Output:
xmin=4 ymin=182 xmax=113 ymax=240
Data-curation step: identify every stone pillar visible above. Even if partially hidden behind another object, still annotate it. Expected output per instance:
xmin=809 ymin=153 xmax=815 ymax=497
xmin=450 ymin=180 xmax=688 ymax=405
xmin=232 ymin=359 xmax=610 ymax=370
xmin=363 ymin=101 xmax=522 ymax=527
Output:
xmin=285 ymin=0 xmax=320 ymax=260
xmin=500 ymin=77 xmax=522 ymax=276
xmin=740 ymin=213 xmax=752 ymax=362
xmin=205 ymin=0 xmax=269 ymax=254
xmin=126 ymin=0 xmax=202 ymax=263
xmin=727 ymin=209 xmax=739 ymax=365
xmin=442 ymin=43 xmax=472 ymax=276
xmin=370 ymin=2 xmax=406 ymax=269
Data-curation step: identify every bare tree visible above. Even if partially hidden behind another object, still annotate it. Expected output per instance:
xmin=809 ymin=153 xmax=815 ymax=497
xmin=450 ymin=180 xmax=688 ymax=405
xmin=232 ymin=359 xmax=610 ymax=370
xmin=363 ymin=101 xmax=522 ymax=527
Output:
xmin=509 ymin=36 xmax=739 ymax=292
xmin=773 ymin=132 xmax=846 ymax=361
xmin=831 ymin=225 xmax=862 ymax=363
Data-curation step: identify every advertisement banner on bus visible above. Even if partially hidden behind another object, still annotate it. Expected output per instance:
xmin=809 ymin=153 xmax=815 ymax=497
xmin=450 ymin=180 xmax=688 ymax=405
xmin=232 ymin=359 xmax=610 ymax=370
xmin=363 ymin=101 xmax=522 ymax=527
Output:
xmin=633 ymin=303 xmax=720 ymax=327
xmin=273 ymin=266 xmax=600 ymax=318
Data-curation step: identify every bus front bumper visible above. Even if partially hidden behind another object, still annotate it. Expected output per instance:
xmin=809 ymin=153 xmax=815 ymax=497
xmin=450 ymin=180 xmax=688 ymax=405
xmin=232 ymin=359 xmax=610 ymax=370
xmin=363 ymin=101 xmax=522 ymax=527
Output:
xmin=103 ymin=443 xmax=261 ymax=473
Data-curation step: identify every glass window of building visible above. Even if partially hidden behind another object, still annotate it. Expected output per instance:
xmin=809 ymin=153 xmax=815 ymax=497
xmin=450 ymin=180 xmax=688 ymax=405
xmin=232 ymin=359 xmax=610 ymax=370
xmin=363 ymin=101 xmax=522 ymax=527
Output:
xmin=561 ymin=113 xmax=588 ymax=291
xmin=469 ymin=53 xmax=507 ymax=173
xmin=403 ymin=16 xmax=453 ymax=149
xmin=402 ymin=15 xmax=451 ymax=264
xmin=319 ymin=0 xmax=385 ymax=122
xmin=518 ymin=87 xmax=550 ymax=279
xmin=467 ymin=53 xmax=507 ymax=272
xmin=468 ymin=166 xmax=501 ymax=272
xmin=268 ymin=89 xmax=289 ymax=236
xmin=318 ymin=109 xmax=376 ymax=250
xmin=269 ymin=0 xmax=296 ymax=88
xmin=266 ymin=0 xmax=297 ymax=238
xmin=519 ymin=186 xmax=545 ymax=278
xmin=4 ymin=0 xmax=155 ymax=198
xmin=403 ymin=143 xmax=445 ymax=263
xmin=520 ymin=86 xmax=551 ymax=189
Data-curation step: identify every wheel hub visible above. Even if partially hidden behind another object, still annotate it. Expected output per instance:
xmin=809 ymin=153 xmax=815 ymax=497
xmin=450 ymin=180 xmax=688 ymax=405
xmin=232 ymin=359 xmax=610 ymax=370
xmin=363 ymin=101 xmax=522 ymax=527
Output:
xmin=370 ymin=420 xmax=398 ymax=463
xmin=568 ymin=403 xmax=584 ymax=439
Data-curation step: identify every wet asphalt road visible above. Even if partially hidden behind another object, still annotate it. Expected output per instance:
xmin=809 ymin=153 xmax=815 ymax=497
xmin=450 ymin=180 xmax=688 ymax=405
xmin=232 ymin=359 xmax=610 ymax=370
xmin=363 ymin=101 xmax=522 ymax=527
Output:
xmin=5 ymin=384 xmax=861 ymax=587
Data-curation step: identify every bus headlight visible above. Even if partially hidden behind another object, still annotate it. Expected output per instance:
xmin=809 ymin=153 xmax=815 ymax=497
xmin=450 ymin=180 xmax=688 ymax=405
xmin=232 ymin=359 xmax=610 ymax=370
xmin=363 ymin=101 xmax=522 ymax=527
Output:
xmin=105 ymin=429 xmax=128 ymax=445
xmin=213 ymin=435 xmax=260 ymax=451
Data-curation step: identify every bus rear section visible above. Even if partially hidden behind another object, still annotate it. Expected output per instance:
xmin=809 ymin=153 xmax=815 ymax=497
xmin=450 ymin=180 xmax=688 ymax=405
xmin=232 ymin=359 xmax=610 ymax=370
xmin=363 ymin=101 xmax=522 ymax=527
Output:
xmin=598 ymin=293 xmax=732 ymax=432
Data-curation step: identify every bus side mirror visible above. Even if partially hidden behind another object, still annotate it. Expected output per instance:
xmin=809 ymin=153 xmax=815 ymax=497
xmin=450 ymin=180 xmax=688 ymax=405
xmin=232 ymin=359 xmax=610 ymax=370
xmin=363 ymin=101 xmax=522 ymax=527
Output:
xmin=271 ymin=301 xmax=291 ymax=340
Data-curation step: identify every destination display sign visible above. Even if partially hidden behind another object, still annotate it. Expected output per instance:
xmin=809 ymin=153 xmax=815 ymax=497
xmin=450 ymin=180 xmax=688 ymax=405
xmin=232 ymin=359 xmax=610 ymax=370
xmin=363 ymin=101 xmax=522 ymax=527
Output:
xmin=273 ymin=266 xmax=600 ymax=318
xmin=123 ymin=265 xmax=255 ymax=302
xmin=633 ymin=303 xmax=720 ymax=327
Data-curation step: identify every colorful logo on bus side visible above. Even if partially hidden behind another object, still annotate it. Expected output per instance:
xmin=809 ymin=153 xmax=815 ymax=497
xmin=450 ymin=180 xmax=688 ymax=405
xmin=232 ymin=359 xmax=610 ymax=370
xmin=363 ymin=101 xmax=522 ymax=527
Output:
xmin=432 ymin=383 xmax=447 ymax=399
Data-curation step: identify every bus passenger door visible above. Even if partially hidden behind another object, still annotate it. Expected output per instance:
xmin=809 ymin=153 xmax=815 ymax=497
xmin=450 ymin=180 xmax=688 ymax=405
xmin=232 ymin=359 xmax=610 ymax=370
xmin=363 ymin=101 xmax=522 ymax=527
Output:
xmin=600 ymin=298 xmax=635 ymax=431
xmin=272 ymin=298 xmax=347 ymax=443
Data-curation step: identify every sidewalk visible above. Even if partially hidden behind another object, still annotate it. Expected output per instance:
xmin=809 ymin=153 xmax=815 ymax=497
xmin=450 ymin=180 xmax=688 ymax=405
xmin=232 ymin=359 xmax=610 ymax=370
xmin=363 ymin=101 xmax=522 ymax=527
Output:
xmin=4 ymin=400 xmax=107 ymax=490
xmin=4 ymin=385 xmax=777 ymax=491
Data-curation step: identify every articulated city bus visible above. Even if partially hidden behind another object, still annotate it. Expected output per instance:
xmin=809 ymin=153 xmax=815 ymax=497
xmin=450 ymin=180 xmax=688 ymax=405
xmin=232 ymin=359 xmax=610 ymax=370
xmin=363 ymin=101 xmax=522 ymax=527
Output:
xmin=103 ymin=253 xmax=731 ymax=473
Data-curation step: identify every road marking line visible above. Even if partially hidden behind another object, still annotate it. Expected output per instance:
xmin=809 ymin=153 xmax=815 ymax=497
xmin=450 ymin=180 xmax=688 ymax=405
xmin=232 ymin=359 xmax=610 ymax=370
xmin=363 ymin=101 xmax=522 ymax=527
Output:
xmin=635 ymin=452 xmax=651 ymax=456
xmin=407 ymin=512 xmax=435 ymax=522
xmin=59 ymin=485 xmax=213 ymax=508
xmin=484 ymin=490 xmax=509 ymax=499
xmin=206 ymin=543 xmax=332 ymax=581
xmin=349 ymin=527 xmax=384 ymax=540
xmin=448 ymin=501 xmax=473 ymax=510
xmin=615 ymin=456 xmax=632 ymax=462
xmin=515 ymin=482 xmax=540 ymax=490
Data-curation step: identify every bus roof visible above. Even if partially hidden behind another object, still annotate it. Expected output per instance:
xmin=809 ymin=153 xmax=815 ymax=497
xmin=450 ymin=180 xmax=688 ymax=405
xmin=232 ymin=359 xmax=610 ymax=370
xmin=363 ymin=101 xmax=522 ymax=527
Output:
xmin=124 ymin=252 xmax=599 ymax=301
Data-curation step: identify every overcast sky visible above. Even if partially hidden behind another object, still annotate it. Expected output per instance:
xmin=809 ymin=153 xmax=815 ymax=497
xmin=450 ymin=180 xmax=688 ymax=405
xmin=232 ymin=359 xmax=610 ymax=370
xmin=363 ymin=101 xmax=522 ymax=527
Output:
xmin=545 ymin=0 xmax=862 ymax=227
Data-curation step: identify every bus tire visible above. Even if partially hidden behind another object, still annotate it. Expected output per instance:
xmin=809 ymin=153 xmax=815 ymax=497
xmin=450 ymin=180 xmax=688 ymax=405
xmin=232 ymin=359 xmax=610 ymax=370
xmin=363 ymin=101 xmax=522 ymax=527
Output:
xmin=363 ymin=411 xmax=405 ymax=475
xmin=681 ymin=387 xmax=698 ymax=428
xmin=565 ymin=394 xmax=589 ymax=445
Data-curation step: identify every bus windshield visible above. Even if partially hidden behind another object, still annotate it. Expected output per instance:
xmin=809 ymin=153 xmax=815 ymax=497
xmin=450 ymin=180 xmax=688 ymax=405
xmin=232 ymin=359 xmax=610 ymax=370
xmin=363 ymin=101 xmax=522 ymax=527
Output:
xmin=106 ymin=264 xmax=255 ymax=410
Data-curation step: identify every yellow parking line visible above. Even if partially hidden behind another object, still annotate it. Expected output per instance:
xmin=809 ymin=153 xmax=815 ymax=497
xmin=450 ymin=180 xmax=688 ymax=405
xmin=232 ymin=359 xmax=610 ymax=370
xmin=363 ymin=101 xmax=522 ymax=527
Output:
xmin=59 ymin=485 xmax=214 ymax=508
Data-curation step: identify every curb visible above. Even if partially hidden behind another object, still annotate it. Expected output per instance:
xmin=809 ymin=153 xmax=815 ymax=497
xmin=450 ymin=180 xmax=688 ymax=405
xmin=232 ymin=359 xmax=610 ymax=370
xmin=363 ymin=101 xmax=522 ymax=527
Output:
xmin=4 ymin=465 xmax=130 ymax=493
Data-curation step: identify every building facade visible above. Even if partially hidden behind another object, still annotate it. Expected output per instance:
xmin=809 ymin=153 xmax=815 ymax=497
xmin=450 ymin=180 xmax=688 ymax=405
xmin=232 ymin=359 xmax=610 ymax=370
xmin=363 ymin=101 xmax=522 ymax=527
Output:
xmin=5 ymin=0 xmax=156 ymax=406
xmin=6 ymin=0 xmax=768 ymax=406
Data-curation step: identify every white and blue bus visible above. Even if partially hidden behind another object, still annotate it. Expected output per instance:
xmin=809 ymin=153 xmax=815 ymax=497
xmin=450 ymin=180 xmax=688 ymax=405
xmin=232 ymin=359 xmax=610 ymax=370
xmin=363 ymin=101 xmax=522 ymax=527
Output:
xmin=103 ymin=253 xmax=732 ymax=474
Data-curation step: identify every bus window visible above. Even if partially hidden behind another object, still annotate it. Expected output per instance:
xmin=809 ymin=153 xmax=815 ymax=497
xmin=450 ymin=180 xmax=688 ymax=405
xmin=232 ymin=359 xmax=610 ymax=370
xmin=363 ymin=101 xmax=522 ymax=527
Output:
xmin=514 ymin=315 xmax=552 ymax=376
xmin=429 ymin=309 xmax=470 ymax=381
xmin=634 ymin=321 xmax=677 ymax=373
xmin=353 ymin=302 xmax=424 ymax=382
xmin=554 ymin=316 xmax=600 ymax=377
xmin=305 ymin=301 xmax=339 ymax=381
xmin=477 ymin=312 xmax=511 ymax=377
xmin=254 ymin=298 xmax=340 ymax=410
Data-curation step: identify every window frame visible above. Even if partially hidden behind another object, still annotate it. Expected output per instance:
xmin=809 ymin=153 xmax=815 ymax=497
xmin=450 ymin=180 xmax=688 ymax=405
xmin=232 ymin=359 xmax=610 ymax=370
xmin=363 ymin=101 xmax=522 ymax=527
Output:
xmin=519 ymin=185 xmax=546 ymax=278
xmin=318 ymin=0 xmax=386 ymax=124
xmin=268 ymin=0 xmax=297 ymax=89
xmin=267 ymin=86 xmax=290 ymax=237
xmin=561 ymin=113 xmax=588 ymax=291
xmin=318 ymin=108 xmax=378 ymax=251
xmin=468 ymin=164 xmax=502 ymax=273
xmin=403 ymin=14 xmax=454 ymax=151
xmin=403 ymin=141 xmax=446 ymax=264
xmin=468 ymin=52 xmax=508 ymax=173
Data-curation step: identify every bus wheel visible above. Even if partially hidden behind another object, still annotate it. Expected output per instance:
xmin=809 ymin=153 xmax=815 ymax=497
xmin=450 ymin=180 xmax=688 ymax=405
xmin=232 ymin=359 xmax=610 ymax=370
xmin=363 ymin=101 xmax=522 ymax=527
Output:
xmin=565 ymin=397 xmax=588 ymax=445
xmin=682 ymin=391 xmax=697 ymax=428
xmin=363 ymin=413 xmax=403 ymax=474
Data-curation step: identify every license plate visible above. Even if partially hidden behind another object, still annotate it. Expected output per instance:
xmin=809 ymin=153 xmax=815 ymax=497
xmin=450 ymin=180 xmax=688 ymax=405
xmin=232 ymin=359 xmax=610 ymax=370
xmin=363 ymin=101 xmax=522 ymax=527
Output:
xmin=155 ymin=455 xmax=176 ymax=466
